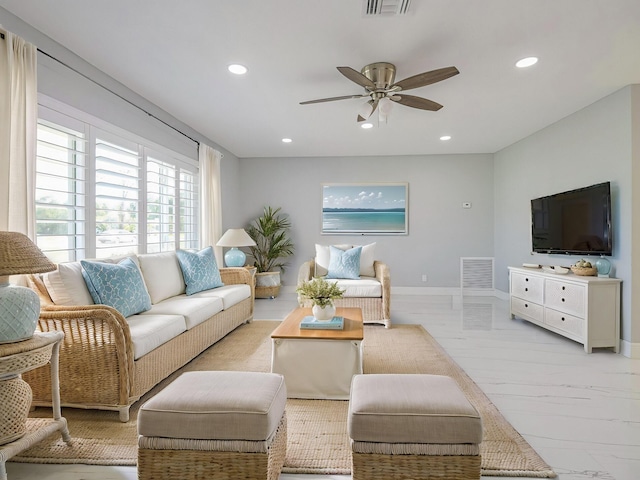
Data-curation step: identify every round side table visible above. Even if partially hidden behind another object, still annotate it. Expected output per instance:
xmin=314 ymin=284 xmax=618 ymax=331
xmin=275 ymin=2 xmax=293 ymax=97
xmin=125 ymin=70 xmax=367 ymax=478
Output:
xmin=0 ymin=331 xmax=71 ymax=480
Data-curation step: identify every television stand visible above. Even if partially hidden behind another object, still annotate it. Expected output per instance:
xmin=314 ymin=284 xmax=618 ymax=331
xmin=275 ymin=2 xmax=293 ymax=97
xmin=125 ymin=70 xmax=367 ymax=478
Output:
xmin=508 ymin=266 xmax=621 ymax=353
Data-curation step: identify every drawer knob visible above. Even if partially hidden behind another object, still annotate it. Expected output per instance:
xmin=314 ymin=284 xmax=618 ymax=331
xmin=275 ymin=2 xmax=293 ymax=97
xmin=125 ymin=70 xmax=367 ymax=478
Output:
xmin=562 ymin=298 xmax=565 ymax=302
xmin=524 ymin=303 xmax=528 ymax=308
xmin=525 ymin=278 xmax=529 ymax=282
xmin=561 ymin=317 xmax=565 ymax=321
xmin=525 ymin=287 xmax=528 ymax=292
xmin=562 ymin=286 xmax=565 ymax=291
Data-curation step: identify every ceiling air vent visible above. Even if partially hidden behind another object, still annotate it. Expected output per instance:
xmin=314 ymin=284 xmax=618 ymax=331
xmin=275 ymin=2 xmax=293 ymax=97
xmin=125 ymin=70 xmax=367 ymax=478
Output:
xmin=363 ymin=0 xmax=412 ymax=16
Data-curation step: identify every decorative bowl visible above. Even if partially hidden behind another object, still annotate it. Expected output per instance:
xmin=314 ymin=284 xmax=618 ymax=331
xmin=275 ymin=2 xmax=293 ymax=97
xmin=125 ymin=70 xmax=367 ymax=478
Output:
xmin=570 ymin=266 xmax=597 ymax=276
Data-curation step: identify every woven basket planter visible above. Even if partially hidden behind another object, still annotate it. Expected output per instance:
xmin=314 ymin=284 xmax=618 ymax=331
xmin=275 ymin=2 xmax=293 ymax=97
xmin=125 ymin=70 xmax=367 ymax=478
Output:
xmin=255 ymin=272 xmax=281 ymax=298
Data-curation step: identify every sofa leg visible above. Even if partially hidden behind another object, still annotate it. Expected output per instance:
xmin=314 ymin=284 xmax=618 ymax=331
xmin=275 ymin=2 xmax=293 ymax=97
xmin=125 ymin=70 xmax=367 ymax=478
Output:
xmin=119 ymin=406 xmax=130 ymax=423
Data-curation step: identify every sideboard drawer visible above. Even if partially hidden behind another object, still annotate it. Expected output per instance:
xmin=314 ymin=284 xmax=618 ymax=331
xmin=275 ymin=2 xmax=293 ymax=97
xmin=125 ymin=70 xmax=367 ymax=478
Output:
xmin=510 ymin=272 xmax=544 ymax=303
xmin=545 ymin=308 xmax=584 ymax=337
xmin=511 ymin=296 xmax=543 ymax=321
xmin=545 ymin=279 xmax=585 ymax=317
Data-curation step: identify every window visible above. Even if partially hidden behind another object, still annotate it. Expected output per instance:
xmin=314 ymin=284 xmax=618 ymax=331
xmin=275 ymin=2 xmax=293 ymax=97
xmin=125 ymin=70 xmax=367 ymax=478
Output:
xmin=36 ymin=99 xmax=199 ymax=262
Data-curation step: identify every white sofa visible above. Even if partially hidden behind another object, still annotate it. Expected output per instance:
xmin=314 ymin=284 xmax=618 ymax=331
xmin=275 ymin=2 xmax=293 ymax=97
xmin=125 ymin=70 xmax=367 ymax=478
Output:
xmin=26 ymin=249 xmax=254 ymax=422
xmin=297 ymin=244 xmax=390 ymax=328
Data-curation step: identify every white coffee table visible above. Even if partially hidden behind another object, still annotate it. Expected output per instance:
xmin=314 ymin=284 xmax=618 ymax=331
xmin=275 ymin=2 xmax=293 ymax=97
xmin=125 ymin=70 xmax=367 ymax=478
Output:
xmin=270 ymin=307 xmax=363 ymax=400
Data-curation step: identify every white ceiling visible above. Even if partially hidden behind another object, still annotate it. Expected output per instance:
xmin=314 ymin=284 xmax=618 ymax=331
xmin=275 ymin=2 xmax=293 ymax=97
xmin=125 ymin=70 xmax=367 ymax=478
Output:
xmin=2 ymin=0 xmax=640 ymax=159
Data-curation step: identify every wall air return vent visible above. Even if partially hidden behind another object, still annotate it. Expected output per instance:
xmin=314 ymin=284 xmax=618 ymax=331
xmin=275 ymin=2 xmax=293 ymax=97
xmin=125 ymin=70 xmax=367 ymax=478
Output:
xmin=363 ymin=0 xmax=412 ymax=16
xmin=460 ymin=257 xmax=495 ymax=295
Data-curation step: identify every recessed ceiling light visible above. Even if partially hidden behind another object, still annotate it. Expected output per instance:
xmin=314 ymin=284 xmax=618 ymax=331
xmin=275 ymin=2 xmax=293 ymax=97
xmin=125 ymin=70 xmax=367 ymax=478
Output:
xmin=516 ymin=57 xmax=538 ymax=68
xmin=228 ymin=64 xmax=248 ymax=75
xmin=282 ymin=138 xmax=292 ymax=143
xmin=440 ymin=135 xmax=452 ymax=141
xmin=361 ymin=123 xmax=374 ymax=129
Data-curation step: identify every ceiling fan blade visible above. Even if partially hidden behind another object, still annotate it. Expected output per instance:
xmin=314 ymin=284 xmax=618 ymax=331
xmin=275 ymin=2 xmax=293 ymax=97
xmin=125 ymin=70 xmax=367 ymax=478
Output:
xmin=391 ymin=94 xmax=443 ymax=111
xmin=300 ymin=94 xmax=366 ymax=105
xmin=337 ymin=66 xmax=376 ymax=90
xmin=393 ymin=66 xmax=459 ymax=92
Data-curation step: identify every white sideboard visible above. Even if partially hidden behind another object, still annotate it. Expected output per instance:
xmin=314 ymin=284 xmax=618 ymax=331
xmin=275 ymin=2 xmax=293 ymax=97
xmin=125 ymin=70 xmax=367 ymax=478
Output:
xmin=508 ymin=266 xmax=621 ymax=353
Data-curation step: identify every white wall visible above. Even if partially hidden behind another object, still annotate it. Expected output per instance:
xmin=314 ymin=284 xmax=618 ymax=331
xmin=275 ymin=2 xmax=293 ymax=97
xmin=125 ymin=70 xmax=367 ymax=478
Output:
xmin=494 ymin=86 xmax=636 ymax=343
xmin=238 ymin=154 xmax=494 ymax=289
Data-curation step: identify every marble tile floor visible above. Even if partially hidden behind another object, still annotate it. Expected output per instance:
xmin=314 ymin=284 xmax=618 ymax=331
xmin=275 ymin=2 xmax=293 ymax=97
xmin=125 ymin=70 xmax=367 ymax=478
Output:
xmin=6 ymin=293 xmax=640 ymax=480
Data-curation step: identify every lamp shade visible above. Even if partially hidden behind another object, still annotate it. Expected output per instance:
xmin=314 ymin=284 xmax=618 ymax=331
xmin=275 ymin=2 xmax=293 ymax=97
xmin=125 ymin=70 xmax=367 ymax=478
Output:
xmin=216 ymin=228 xmax=256 ymax=248
xmin=216 ymin=229 xmax=256 ymax=267
xmin=0 ymin=232 xmax=56 ymax=344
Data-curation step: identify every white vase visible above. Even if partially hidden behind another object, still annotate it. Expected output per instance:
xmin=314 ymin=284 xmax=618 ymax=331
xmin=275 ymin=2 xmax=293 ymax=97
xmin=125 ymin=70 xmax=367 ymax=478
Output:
xmin=312 ymin=304 xmax=336 ymax=322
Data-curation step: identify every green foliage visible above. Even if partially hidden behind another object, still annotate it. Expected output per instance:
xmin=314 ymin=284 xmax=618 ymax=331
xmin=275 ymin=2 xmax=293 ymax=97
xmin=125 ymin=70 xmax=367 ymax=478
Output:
xmin=246 ymin=206 xmax=294 ymax=273
xmin=296 ymin=277 xmax=345 ymax=308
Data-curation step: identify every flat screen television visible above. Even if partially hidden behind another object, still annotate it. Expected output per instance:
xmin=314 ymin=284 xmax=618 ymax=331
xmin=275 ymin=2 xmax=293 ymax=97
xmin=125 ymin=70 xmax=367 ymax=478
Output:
xmin=531 ymin=182 xmax=612 ymax=256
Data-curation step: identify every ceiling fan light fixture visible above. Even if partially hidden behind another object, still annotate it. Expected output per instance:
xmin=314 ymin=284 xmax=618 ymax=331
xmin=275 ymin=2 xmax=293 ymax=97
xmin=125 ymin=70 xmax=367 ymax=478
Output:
xmin=282 ymin=138 xmax=292 ymax=143
xmin=228 ymin=64 xmax=248 ymax=75
xmin=361 ymin=122 xmax=374 ymax=129
xmin=440 ymin=135 xmax=452 ymax=141
xmin=515 ymin=57 xmax=538 ymax=68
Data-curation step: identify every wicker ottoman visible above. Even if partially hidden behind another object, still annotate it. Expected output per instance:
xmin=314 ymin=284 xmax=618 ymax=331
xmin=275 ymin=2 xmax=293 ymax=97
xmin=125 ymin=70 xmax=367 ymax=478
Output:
xmin=137 ymin=371 xmax=287 ymax=480
xmin=348 ymin=374 xmax=482 ymax=480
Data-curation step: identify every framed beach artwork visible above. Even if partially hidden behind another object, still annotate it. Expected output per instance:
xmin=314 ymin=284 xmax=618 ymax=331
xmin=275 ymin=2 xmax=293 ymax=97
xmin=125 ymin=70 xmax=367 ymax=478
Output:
xmin=322 ymin=183 xmax=408 ymax=235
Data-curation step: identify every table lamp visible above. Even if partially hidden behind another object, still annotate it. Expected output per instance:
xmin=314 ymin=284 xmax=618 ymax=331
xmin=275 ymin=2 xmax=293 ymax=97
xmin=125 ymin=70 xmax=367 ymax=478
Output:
xmin=0 ymin=232 xmax=56 ymax=344
xmin=216 ymin=228 xmax=256 ymax=267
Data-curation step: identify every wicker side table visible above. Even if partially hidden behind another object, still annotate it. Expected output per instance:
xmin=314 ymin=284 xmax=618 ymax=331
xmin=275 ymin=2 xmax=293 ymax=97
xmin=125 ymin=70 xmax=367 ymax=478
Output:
xmin=0 ymin=331 xmax=71 ymax=480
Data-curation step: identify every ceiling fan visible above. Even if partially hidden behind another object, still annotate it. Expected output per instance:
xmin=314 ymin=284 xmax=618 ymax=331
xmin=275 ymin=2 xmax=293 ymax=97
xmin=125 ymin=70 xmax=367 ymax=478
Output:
xmin=300 ymin=62 xmax=459 ymax=123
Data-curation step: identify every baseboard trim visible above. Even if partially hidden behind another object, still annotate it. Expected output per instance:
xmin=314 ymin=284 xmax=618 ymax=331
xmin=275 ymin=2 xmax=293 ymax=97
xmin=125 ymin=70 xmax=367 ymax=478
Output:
xmin=619 ymin=340 xmax=640 ymax=358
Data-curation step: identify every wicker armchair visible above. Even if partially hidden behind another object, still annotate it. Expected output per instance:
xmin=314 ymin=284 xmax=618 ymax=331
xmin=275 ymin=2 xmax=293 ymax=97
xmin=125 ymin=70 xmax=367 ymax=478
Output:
xmin=297 ymin=260 xmax=390 ymax=328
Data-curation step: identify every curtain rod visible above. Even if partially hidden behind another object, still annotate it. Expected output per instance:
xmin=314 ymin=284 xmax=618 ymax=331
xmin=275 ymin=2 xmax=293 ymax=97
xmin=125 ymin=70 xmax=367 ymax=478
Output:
xmin=36 ymin=48 xmax=200 ymax=147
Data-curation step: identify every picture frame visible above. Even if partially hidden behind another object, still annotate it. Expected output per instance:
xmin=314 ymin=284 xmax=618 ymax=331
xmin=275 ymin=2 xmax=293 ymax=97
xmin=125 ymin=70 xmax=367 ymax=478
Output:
xmin=321 ymin=183 xmax=408 ymax=235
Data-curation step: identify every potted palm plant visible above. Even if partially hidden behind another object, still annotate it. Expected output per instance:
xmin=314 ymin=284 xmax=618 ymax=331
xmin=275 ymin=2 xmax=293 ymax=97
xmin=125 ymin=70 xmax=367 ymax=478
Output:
xmin=296 ymin=277 xmax=345 ymax=321
xmin=246 ymin=206 xmax=294 ymax=298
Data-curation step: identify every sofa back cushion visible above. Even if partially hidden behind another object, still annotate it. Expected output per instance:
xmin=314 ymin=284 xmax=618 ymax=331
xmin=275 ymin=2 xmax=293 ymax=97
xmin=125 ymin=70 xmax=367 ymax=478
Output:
xmin=80 ymin=257 xmax=152 ymax=317
xmin=326 ymin=245 xmax=362 ymax=279
xmin=138 ymin=251 xmax=186 ymax=304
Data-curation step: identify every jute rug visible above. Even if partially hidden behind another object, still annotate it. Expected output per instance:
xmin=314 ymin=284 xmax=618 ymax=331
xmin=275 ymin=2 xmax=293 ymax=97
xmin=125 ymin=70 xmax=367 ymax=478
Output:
xmin=15 ymin=321 xmax=556 ymax=477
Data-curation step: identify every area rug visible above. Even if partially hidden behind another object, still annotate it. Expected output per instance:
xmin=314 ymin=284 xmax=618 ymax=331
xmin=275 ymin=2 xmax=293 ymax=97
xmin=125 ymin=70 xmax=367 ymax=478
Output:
xmin=15 ymin=321 xmax=556 ymax=477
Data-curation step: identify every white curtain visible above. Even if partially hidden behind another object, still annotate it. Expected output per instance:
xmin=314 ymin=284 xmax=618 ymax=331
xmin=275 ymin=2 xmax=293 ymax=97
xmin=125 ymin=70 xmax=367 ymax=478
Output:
xmin=199 ymin=143 xmax=223 ymax=264
xmin=0 ymin=28 xmax=38 ymax=237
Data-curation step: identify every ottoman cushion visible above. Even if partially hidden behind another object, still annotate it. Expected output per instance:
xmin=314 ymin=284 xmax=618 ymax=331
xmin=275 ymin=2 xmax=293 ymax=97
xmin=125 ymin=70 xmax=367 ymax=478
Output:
xmin=348 ymin=374 xmax=482 ymax=444
xmin=138 ymin=371 xmax=287 ymax=441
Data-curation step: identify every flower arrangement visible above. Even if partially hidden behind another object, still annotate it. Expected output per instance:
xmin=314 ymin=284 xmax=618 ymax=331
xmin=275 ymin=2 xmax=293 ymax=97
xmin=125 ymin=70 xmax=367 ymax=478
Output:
xmin=296 ymin=277 xmax=345 ymax=308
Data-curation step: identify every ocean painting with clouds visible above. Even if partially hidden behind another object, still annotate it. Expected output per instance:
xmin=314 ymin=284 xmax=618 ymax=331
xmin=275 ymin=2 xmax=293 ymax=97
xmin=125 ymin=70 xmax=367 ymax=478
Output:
xmin=322 ymin=183 xmax=408 ymax=234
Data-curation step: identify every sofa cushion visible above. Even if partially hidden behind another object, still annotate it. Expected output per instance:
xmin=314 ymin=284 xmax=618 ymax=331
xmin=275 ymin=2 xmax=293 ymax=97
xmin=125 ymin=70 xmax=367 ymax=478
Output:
xmin=138 ymin=251 xmax=186 ymax=304
xmin=80 ymin=257 xmax=152 ymax=317
xmin=126 ymin=314 xmax=187 ymax=360
xmin=191 ymin=284 xmax=251 ymax=310
xmin=315 ymin=243 xmax=376 ymax=277
xmin=140 ymin=295 xmax=224 ymax=329
xmin=327 ymin=278 xmax=381 ymax=298
xmin=176 ymin=246 xmax=224 ymax=295
xmin=326 ymin=245 xmax=362 ymax=279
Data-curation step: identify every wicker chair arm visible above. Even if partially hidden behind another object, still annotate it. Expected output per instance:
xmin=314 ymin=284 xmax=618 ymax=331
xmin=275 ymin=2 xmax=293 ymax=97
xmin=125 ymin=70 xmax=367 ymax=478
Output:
xmin=220 ymin=267 xmax=254 ymax=299
xmin=297 ymin=260 xmax=314 ymax=285
xmin=373 ymin=261 xmax=391 ymax=321
xmin=27 ymin=304 xmax=135 ymax=407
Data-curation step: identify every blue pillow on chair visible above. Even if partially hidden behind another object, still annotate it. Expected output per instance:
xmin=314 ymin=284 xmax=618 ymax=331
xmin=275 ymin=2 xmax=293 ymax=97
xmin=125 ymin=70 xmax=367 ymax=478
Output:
xmin=176 ymin=246 xmax=224 ymax=295
xmin=80 ymin=257 xmax=152 ymax=317
xmin=326 ymin=245 xmax=362 ymax=279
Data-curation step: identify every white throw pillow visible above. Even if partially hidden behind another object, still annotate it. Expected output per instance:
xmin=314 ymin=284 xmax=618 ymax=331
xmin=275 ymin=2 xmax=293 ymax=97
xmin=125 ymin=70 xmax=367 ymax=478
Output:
xmin=314 ymin=244 xmax=351 ymax=277
xmin=43 ymin=261 xmax=94 ymax=306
